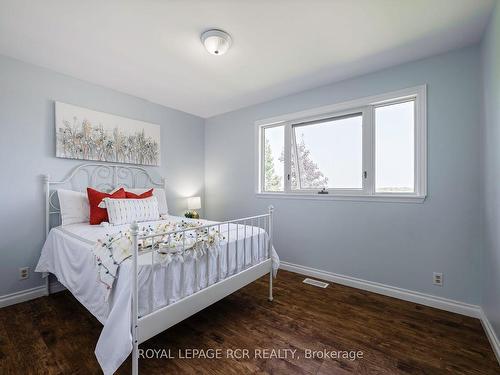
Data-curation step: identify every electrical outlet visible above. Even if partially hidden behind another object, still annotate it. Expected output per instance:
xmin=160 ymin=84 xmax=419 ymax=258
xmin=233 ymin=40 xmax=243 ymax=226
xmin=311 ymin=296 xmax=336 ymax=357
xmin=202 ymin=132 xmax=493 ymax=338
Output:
xmin=19 ymin=267 xmax=29 ymax=280
xmin=433 ymin=272 xmax=443 ymax=286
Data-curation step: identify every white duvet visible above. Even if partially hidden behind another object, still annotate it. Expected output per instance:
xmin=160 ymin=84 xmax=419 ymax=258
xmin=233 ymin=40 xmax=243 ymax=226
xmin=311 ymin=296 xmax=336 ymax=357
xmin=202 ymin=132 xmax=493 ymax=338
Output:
xmin=35 ymin=215 xmax=279 ymax=374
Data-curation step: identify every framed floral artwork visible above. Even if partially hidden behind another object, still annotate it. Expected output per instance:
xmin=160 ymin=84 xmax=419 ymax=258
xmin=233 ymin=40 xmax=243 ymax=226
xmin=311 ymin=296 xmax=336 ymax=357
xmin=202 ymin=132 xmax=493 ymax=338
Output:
xmin=55 ymin=102 xmax=161 ymax=166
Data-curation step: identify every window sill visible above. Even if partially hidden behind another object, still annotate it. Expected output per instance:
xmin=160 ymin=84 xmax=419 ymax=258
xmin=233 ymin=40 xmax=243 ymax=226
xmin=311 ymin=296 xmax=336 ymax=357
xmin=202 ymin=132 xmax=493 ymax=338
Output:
xmin=255 ymin=192 xmax=426 ymax=203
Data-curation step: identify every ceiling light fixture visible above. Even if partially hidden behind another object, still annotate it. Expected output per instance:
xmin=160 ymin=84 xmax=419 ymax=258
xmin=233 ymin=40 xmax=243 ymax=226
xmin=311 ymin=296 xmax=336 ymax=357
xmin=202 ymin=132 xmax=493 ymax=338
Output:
xmin=201 ymin=29 xmax=232 ymax=56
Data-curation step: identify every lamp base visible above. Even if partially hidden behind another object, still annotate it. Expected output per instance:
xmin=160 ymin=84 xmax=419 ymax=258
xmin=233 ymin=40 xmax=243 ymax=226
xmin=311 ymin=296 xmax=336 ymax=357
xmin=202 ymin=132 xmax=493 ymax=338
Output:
xmin=185 ymin=210 xmax=200 ymax=219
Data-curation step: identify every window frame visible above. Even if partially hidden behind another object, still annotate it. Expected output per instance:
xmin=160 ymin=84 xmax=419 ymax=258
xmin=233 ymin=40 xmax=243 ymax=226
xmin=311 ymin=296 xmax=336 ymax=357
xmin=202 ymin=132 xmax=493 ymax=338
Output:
xmin=290 ymin=108 xmax=368 ymax=194
xmin=255 ymin=85 xmax=427 ymax=203
xmin=260 ymin=123 xmax=286 ymax=193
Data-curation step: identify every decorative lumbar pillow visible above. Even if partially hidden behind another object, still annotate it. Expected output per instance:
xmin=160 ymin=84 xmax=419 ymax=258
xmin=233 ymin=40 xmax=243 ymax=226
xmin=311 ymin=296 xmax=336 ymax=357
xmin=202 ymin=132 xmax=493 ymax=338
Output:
xmin=101 ymin=196 xmax=160 ymax=225
xmin=57 ymin=189 xmax=89 ymax=226
xmin=122 ymin=188 xmax=169 ymax=215
xmin=87 ymin=187 xmax=126 ymax=225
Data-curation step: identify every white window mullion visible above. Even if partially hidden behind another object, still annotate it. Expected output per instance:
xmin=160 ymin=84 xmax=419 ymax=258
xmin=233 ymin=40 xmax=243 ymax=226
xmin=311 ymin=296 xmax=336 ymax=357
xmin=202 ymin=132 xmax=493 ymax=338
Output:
xmin=260 ymin=125 xmax=266 ymax=193
xmin=363 ymin=106 xmax=375 ymax=195
xmin=415 ymin=86 xmax=427 ymax=198
xmin=291 ymin=125 xmax=302 ymax=190
xmin=413 ymin=99 xmax=418 ymax=195
xmin=284 ymin=122 xmax=292 ymax=193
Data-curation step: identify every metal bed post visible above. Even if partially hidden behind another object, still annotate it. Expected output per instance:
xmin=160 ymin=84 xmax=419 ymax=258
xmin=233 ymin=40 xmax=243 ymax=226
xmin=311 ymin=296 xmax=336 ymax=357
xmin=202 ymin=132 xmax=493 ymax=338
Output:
xmin=130 ymin=222 xmax=139 ymax=375
xmin=268 ymin=205 xmax=274 ymax=302
xmin=43 ymin=174 xmax=50 ymax=296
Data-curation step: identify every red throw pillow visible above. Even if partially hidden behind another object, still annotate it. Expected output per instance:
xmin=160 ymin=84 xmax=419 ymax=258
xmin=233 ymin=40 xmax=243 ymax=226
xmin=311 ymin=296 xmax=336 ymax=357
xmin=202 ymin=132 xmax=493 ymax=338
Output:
xmin=125 ymin=189 xmax=154 ymax=199
xmin=87 ymin=187 xmax=126 ymax=225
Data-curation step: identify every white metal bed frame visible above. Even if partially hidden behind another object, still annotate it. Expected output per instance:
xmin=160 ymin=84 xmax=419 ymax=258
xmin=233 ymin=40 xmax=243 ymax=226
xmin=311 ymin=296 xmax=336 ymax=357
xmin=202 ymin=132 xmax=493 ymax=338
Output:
xmin=43 ymin=163 xmax=275 ymax=374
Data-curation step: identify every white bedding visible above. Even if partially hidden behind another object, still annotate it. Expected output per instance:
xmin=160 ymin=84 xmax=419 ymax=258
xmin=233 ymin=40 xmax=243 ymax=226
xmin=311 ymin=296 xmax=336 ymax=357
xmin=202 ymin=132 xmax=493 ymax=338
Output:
xmin=35 ymin=215 xmax=279 ymax=375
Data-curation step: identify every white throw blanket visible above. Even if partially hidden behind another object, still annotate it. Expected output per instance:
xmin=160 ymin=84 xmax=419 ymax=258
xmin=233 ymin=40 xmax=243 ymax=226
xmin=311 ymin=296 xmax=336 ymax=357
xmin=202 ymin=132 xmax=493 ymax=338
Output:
xmin=92 ymin=220 xmax=223 ymax=300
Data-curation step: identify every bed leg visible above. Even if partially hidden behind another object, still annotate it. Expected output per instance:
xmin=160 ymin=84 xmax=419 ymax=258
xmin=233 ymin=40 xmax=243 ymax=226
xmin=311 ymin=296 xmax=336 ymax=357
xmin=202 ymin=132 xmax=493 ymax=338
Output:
xmin=132 ymin=344 xmax=139 ymax=375
xmin=268 ymin=205 xmax=274 ymax=302
xmin=269 ymin=269 xmax=273 ymax=302
xmin=44 ymin=273 xmax=50 ymax=296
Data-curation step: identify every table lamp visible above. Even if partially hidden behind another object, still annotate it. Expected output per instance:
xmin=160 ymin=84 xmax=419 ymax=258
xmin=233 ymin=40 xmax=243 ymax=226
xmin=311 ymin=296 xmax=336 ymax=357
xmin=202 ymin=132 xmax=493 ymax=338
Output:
xmin=186 ymin=196 xmax=201 ymax=219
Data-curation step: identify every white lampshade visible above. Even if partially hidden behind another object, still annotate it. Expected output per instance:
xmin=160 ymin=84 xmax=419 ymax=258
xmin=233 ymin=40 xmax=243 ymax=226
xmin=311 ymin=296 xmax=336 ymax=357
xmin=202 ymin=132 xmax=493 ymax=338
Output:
xmin=187 ymin=196 xmax=201 ymax=210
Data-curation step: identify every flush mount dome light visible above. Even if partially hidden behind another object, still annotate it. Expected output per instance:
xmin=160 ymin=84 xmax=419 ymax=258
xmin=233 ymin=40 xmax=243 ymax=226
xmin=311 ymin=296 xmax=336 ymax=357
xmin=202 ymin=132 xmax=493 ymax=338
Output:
xmin=201 ymin=29 xmax=232 ymax=55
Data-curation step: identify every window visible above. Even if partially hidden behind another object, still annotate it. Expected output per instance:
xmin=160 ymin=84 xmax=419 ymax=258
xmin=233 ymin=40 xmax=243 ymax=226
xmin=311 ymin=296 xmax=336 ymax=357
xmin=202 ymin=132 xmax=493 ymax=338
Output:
xmin=375 ymin=100 xmax=415 ymax=193
xmin=292 ymin=113 xmax=363 ymax=190
xmin=257 ymin=86 xmax=426 ymax=202
xmin=262 ymin=125 xmax=284 ymax=192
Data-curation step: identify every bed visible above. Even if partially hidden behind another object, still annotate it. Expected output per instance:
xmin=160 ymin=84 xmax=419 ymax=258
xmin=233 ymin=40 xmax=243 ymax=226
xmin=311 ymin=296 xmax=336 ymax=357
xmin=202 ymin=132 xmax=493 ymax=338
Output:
xmin=35 ymin=163 xmax=279 ymax=375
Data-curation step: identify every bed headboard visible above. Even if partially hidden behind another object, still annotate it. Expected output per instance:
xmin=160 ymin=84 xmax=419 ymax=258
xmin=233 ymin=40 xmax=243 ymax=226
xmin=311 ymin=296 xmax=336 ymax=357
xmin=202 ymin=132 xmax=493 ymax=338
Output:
xmin=44 ymin=163 xmax=165 ymax=234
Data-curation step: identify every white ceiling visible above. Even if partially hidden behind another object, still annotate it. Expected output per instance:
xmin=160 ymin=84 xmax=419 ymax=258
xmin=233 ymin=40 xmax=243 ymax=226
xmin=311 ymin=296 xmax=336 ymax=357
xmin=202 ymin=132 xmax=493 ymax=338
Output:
xmin=0 ymin=0 xmax=495 ymax=118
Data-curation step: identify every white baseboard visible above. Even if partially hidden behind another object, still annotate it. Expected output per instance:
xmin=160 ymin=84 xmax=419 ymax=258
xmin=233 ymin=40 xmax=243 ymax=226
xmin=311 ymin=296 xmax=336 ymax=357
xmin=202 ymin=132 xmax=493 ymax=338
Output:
xmin=0 ymin=281 xmax=65 ymax=308
xmin=279 ymin=261 xmax=481 ymax=318
xmin=0 ymin=286 xmax=47 ymax=308
xmin=480 ymin=309 xmax=500 ymax=364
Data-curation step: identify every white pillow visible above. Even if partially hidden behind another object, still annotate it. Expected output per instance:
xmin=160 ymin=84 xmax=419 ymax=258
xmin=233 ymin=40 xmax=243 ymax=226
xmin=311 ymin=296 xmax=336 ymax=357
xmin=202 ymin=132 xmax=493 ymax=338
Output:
xmin=101 ymin=196 xmax=160 ymax=225
xmin=125 ymin=188 xmax=169 ymax=215
xmin=57 ymin=189 xmax=89 ymax=226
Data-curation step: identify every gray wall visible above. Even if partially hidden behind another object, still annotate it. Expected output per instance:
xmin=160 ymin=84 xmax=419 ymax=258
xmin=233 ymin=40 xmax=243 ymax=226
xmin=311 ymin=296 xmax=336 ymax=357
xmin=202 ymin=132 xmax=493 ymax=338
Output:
xmin=0 ymin=36 xmax=489 ymax=311
xmin=205 ymin=46 xmax=482 ymax=304
xmin=480 ymin=1 xmax=500 ymax=341
xmin=0 ymin=55 xmax=205 ymax=296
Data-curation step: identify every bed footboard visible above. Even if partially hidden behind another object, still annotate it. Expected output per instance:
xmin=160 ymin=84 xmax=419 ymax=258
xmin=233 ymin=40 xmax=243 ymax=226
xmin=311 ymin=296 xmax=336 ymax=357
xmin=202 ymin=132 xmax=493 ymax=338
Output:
xmin=130 ymin=206 xmax=275 ymax=375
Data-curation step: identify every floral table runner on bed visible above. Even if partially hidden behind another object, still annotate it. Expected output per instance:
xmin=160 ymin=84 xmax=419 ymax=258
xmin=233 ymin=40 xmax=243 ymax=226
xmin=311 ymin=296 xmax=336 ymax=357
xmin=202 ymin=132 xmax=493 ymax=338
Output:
xmin=92 ymin=220 xmax=224 ymax=300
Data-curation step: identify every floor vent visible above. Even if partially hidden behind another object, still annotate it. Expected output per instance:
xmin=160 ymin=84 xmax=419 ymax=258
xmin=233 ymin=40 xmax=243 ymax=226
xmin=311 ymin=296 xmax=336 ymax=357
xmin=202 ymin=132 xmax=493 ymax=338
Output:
xmin=303 ymin=278 xmax=329 ymax=288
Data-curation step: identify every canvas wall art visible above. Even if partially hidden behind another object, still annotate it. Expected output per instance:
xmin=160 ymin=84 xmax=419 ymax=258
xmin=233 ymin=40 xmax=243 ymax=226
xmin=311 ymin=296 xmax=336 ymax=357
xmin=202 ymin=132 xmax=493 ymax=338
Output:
xmin=55 ymin=102 xmax=161 ymax=166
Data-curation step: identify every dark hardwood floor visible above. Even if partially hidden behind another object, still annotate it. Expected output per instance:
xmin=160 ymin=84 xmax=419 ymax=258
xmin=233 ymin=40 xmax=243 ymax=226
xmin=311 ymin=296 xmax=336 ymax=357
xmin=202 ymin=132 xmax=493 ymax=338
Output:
xmin=0 ymin=270 xmax=498 ymax=374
